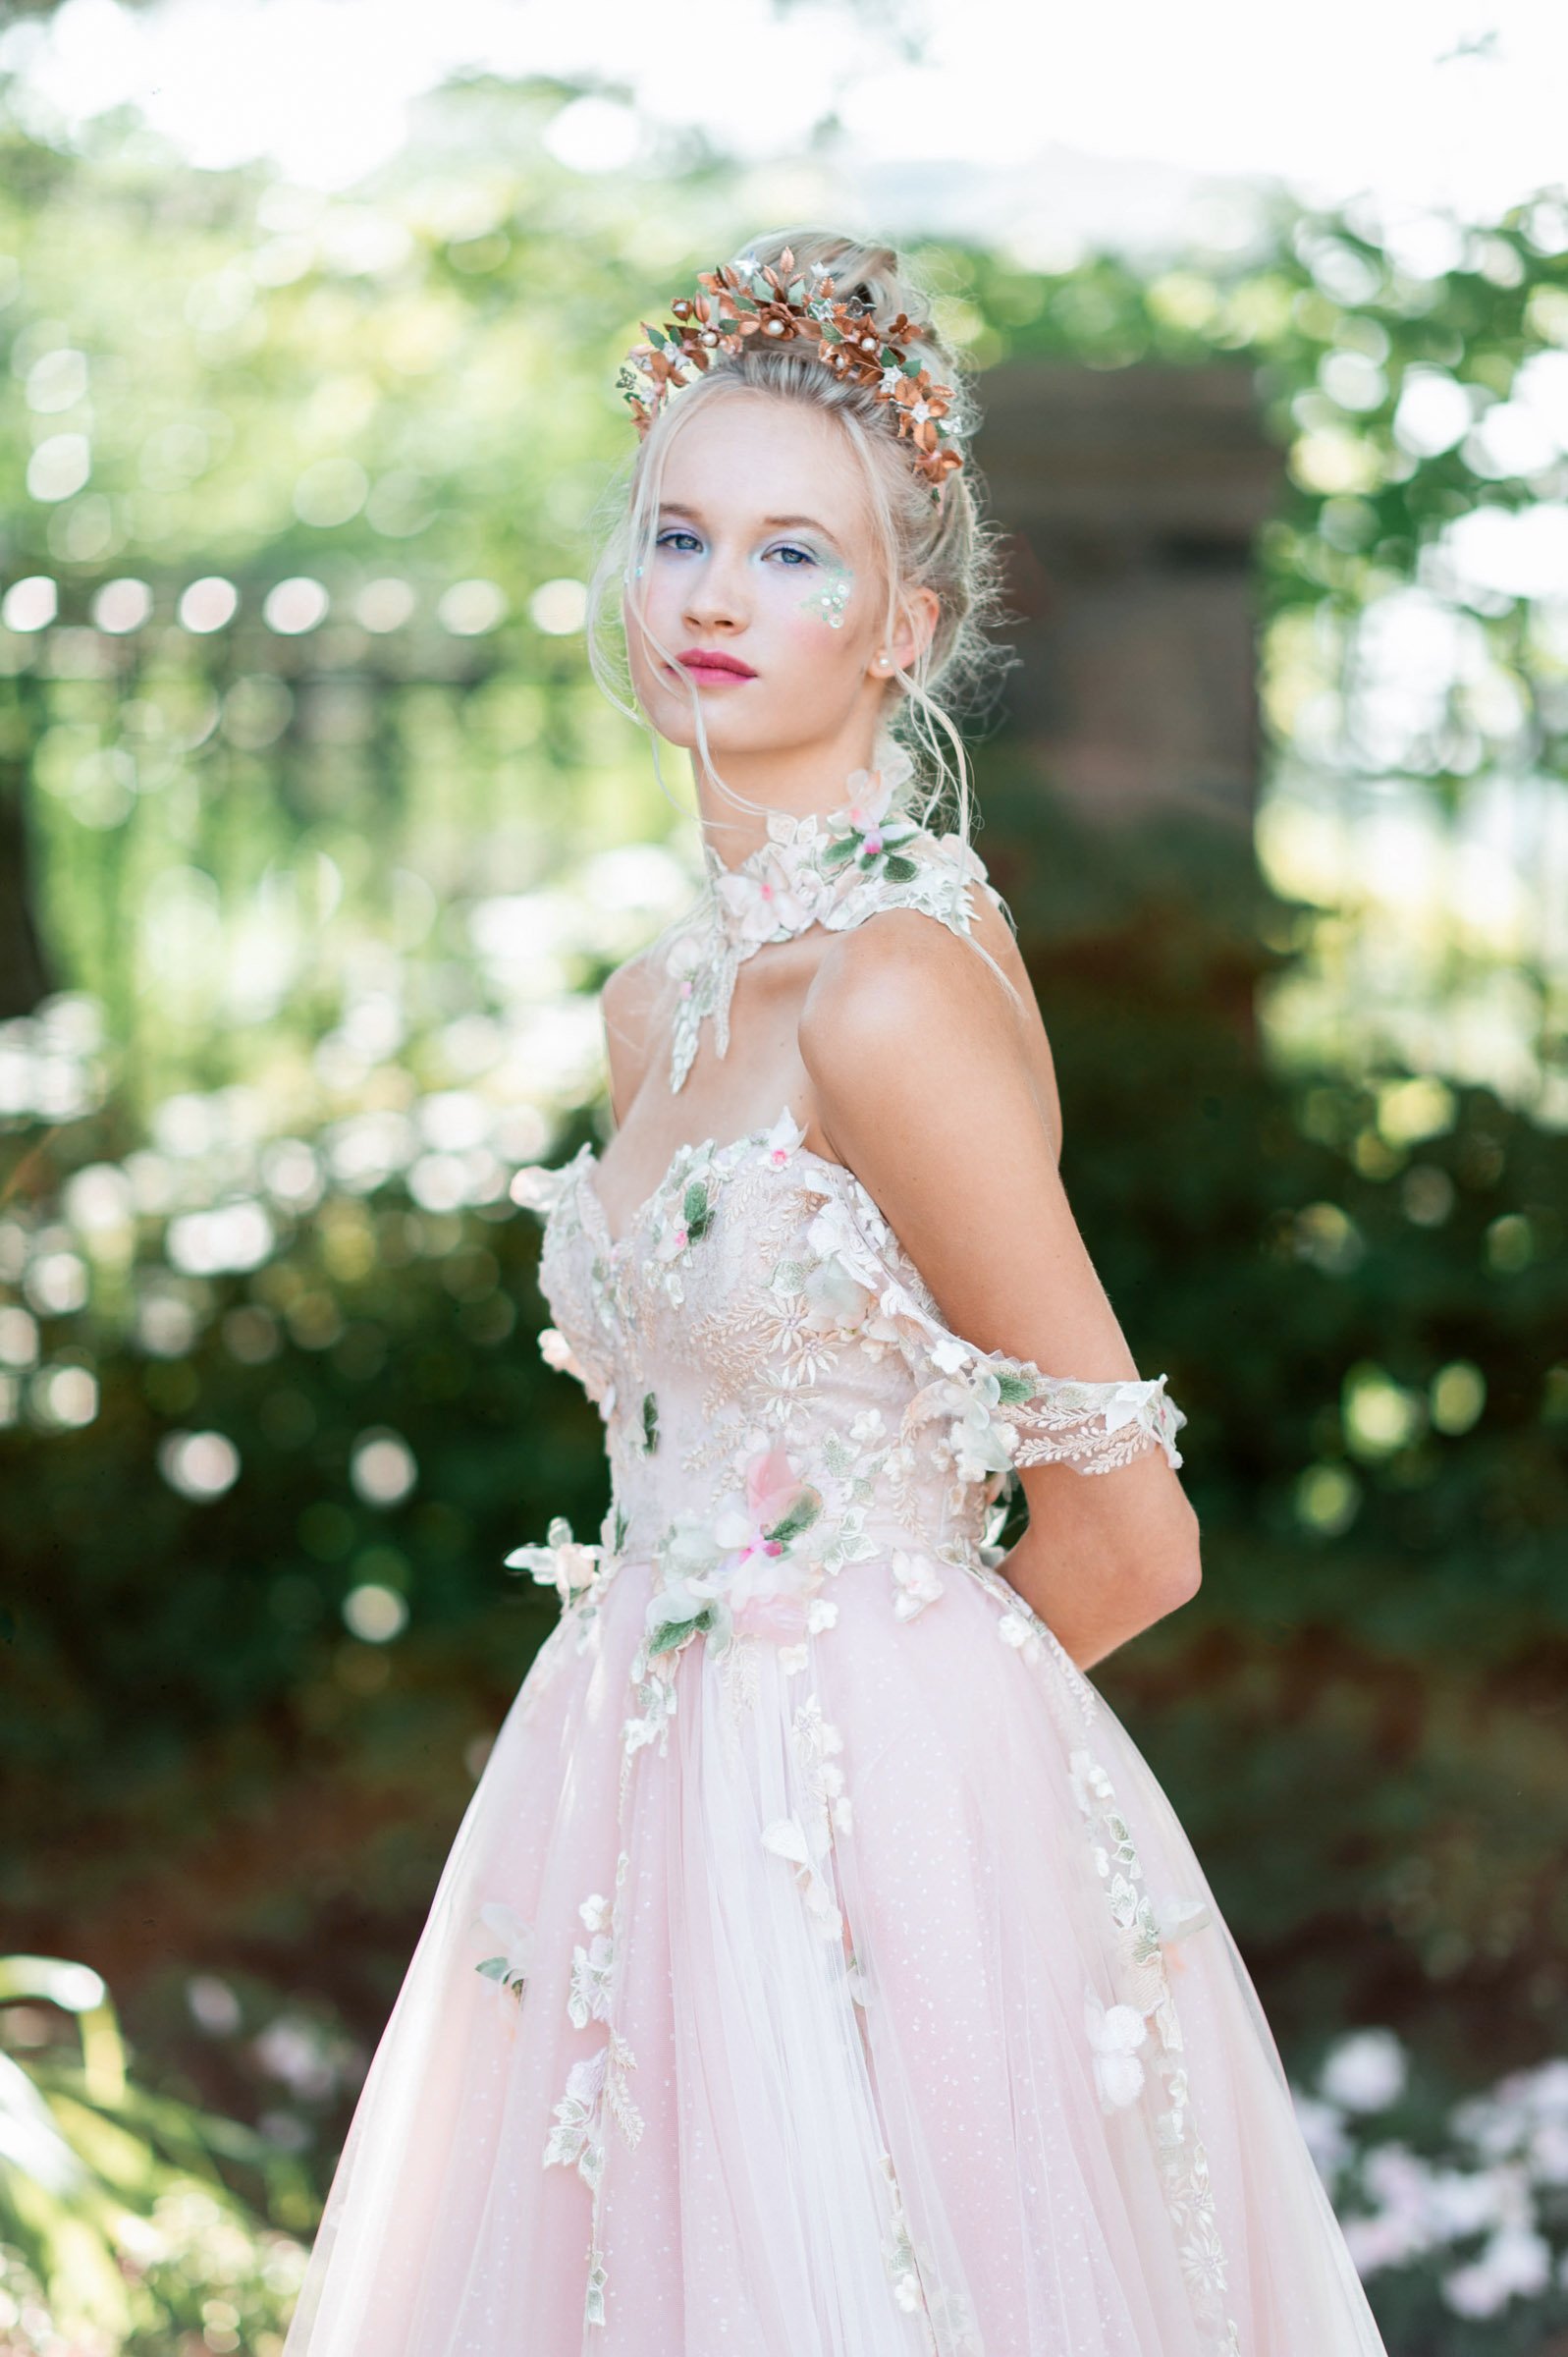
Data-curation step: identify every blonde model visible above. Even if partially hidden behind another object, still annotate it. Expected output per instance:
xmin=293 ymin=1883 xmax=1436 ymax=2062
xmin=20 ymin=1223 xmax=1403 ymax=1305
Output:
xmin=282 ymin=230 xmax=1389 ymax=2357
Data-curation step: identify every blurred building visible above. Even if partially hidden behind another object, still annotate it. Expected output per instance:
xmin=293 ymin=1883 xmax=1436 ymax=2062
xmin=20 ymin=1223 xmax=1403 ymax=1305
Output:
xmin=978 ymin=360 xmax=1282 ymax=826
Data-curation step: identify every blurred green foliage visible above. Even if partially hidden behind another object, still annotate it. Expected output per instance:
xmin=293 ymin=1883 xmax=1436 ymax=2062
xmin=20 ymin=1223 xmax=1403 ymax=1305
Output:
xmin=0 ymin=1953 xmax=308 ymax=2353
xmin=0 ymin=71 xmax=1566 ymax=2356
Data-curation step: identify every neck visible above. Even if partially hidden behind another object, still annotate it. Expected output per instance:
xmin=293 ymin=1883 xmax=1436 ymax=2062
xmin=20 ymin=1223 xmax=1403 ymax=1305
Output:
xmin=689 ymin=726 xmax=889 ymax=875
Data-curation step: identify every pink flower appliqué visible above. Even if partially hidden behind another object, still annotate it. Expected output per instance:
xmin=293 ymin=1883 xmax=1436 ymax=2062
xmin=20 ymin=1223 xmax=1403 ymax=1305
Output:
xmin=826 ymin=743 xmax=917 ymax=852
xmin=712 ymin=1443 xmax=823 ymax=1642
xmin=837 ymin=764 xmax=895 ymax=848
xmin=763 ymin=1104 xmax=806 ymax=1170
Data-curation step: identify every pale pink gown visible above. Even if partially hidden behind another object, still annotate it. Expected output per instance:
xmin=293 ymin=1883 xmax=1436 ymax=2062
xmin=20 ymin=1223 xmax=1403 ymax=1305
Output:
xmin=282 ymin=813 xmax=1389 ymax=2355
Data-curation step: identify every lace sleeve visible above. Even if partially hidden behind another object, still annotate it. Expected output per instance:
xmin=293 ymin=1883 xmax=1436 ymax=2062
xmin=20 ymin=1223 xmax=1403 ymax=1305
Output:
xmin=959 ymin=1362 xmax=1185 ymax=1476
xmin=802 ymin=1177 xmax=1186 ymax=1480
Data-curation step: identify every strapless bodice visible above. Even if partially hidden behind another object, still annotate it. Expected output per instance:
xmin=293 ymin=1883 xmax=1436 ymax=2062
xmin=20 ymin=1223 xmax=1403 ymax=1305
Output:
xmin=510 ymin=1105 xmax=1186 ymax=1661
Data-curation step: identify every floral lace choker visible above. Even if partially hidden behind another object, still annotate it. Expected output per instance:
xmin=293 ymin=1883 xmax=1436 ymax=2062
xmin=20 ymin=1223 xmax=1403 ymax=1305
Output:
xmin=664 ymin=752 xmax=989 ymax=1094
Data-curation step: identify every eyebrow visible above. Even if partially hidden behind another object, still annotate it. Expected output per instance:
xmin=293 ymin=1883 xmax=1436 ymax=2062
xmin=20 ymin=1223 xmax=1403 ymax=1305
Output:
xmin=658 ymin=501 xmax=845 ymax=551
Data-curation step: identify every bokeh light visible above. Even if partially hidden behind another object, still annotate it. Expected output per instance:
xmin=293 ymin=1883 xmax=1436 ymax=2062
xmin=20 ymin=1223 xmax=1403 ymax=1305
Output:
xmin=157 ymin=1429 xmax=243 ymax=1500
xmin=2 ymin=576 xmax=58 ymax=631
xmin=438 ymin=578 xmax=508 ymax=635
xmin=349 ymin=1429 xmax=417 ymax=1507
xmin=342 ymin=1582 xmax=409 ymax=1642
xmin=528 ymin=577 xmax=587 ymax=635
xmin=263 ymin=577 xmax=331 ymax=634
xmin=92 ymin=576 xmax=153 ymax=632
xmin=353 ymin=576 xmax=416 ymax=631
xmin=177 ymin=576 xmax=240 ymax=632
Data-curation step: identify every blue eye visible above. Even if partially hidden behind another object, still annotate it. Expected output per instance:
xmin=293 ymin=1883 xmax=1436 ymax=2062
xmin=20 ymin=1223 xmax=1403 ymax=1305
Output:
xmin=655 ymin=528 xmax=702 ymax=553
xmin=771 ymin=544 xmax=815 ymax=567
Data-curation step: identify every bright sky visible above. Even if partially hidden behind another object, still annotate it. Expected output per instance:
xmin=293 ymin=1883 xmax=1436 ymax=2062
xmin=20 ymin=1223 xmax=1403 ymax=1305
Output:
xmin=4 ymin=0 xmax=1566 ymax=243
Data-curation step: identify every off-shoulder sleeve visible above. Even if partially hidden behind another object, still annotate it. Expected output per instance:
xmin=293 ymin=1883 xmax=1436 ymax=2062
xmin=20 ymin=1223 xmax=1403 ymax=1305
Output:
xmin=802 ymin=1175 xmax=1186 ymax=1480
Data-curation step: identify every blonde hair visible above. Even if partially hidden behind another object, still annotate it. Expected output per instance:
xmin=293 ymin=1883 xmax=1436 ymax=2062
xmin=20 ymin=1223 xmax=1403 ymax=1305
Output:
xmin=584 ymin=227 xmax=1011 ymax=859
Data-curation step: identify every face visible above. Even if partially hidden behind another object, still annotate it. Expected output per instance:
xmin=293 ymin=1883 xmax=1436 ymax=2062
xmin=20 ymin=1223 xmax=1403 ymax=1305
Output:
xmin=623 ymin=391 xmax=934 ymax=764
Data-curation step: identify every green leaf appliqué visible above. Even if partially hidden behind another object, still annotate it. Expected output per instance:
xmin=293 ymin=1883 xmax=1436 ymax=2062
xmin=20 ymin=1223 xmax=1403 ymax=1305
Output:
xmin=765 ymin=1485 xmax=824 ymax=1546
xmin=647 ymin=1608 xmax=716 ymax=1658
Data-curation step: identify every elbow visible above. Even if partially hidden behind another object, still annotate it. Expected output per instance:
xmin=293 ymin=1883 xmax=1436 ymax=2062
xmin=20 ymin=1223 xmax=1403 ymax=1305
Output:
xmin=1162 ymin=1545 xmax=1203 ymax=1612
xmin=1152 ymin=1495 xmax=1203 ymax=1613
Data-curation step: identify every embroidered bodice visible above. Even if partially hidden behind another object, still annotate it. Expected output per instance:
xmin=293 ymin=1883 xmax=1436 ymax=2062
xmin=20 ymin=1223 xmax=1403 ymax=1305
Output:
xmin=515 ymin=1105 xmax=1184 ymax=1589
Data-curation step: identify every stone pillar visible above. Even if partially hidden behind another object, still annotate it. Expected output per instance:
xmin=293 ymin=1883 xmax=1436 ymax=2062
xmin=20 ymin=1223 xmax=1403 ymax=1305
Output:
xmin=976 ymin=360 xmax=1282 ymax=823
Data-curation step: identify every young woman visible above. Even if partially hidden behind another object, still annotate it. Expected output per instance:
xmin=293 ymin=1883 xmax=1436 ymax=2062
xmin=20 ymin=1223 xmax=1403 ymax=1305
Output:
xmin=282 ymin=232 xmax=1389 ymax=2355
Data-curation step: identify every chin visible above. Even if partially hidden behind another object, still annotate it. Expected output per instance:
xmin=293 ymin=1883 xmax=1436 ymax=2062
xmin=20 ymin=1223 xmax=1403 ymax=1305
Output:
xmin=645 ymin=698 xmax=780 ymax=755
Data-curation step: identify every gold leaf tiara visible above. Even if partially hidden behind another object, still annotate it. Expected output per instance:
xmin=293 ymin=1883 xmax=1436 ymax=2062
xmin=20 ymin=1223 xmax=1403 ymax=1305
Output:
xmin=616 ymin=246 xmax=965 ymax=495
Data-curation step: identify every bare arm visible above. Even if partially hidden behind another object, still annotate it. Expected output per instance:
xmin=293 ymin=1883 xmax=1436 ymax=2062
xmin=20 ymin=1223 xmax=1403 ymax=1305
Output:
xmin=799 ymin=906 xmax=1201 ymax=1672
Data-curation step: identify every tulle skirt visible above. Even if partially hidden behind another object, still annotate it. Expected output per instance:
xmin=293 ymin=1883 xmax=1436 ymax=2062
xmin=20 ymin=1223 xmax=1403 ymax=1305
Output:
xmin=281 ymin=1546 xmax=1388 ymax=2355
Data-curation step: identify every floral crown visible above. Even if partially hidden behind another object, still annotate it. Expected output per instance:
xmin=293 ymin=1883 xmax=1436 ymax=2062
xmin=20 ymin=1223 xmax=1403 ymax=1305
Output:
xmin=617 ymin=246 xmax=965 ymax=497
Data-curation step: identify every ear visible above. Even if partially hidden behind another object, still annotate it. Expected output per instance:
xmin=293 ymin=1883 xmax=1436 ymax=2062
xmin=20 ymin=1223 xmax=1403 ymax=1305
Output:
xmin=885 ymin=585 xmax=940 ymax=676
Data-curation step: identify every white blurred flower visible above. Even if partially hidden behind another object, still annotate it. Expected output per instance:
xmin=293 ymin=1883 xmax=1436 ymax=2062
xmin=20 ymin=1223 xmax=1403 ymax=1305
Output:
xmin=1321 ymin=2027 xmax=1408 ymax=2113
xmin=1442 ymin=2225 xmax=1551 ymax=2319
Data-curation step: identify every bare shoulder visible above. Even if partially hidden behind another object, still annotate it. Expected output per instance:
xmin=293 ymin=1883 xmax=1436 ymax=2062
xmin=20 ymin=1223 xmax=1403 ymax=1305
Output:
xmin=800 ymin=883 xmax=1061 ymax=1160
xmin=601 ymin=939 xmax=672 ymax=1123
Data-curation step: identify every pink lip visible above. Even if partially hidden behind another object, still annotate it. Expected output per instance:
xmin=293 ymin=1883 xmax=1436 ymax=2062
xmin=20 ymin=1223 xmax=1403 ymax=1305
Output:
xmin=676 ymin=648 xmax=757 ymax=682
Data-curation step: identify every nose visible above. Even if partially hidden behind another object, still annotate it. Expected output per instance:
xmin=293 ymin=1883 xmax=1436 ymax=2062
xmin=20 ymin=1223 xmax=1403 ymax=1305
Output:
xmin=681 ymin=546 xmax=748 ymax=635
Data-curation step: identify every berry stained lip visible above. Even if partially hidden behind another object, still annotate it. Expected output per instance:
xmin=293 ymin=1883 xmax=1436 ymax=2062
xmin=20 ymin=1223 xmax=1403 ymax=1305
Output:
xmin=676 ymin=647 xmax=757 ymax=682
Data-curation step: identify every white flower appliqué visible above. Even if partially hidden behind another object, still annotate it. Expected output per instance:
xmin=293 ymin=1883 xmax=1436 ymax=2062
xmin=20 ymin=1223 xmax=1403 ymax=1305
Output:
xmin=890 ymin=1549 xmax=945 ymax=1620
xmin=506 ymin=1515 xmax=602 ymax=1611
xmin=1085 ymin=1985 xmax=1151 ymax=2111
xmin=568 ymin=1889 xmax=617 ymax=2030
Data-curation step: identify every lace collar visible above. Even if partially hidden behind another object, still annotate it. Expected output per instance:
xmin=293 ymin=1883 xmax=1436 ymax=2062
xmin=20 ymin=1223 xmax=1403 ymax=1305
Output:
xmin=664 ymin=752 xmax=989 ymax=1094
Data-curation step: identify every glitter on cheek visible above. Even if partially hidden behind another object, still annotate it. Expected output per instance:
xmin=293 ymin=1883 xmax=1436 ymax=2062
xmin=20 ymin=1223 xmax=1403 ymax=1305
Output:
xmin=801 ymin=567 xmax=852 ymax=631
